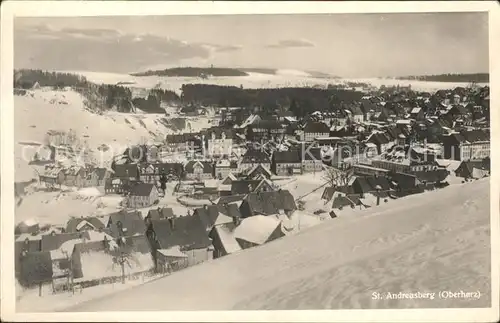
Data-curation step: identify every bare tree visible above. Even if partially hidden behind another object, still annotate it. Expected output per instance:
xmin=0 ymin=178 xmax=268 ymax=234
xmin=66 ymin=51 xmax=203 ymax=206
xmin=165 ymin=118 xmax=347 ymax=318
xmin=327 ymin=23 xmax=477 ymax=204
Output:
xmin=322 ymin=165 xmax=354 ymax=187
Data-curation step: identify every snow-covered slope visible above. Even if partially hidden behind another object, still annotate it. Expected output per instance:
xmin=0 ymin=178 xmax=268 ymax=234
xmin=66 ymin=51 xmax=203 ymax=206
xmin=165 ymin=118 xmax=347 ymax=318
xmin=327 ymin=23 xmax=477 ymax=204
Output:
xmin=63 ymin=179 xmax=491 ymax=311
xmin=14 ymin=88 xmax=211 ymax=182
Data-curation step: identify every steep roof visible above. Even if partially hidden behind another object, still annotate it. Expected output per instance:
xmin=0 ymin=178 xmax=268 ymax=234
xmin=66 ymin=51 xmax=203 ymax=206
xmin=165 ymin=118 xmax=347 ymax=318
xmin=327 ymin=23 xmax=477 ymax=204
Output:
xmin=304 ymin=147 xmax=322 ymax=161
xmin=65 ymin=217 xmax=105 ymax=233
xmin=149 ymin=216 xmax=212 ymax=250
xmin=303 ymin=121 xmax=330 ymax=133
xmin=184 ymin=160 xmax=214 ymax=174
xmin=107 ymin=210 xmax=146 ymax=238
xmin=231 ymin=180 xmax=261 ymax=195
xmin=242 ymin=190 xmax=297 ymax=217
xmin=273 ymin=150 xmax=302 ymax=164
xmin=41 ymin=232 xmax=89 ymax=252
xmin=129 ymin=182 xmax=156 ymax=197
xmin=113 ymin=164 xmax=139 ymax=178
xmin=146 ymin=207 xmax=175 ymax=221
xmin=234 ymin=215 xmax=282 ymax=245
xmin=217 ymin=194 xmax=246 ymax=205
xmin=241 ymin=149 xmax=270 ymax=164
xmin=19 ymin=251 xmax=53 ymax=285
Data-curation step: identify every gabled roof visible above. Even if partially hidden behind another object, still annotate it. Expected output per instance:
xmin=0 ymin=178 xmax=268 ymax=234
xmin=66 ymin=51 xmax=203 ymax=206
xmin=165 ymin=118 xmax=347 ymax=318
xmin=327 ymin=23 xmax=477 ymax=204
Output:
xmin=303 ymin=121 xmax=330 ymax=133
xmin=231 ymin=180 xmax=261 ymax=195
xmin=241 ymin=149 xmax=270 ymax=164
xmin=41 ymin=232 xmax=89 ymax=252
xmin=366 ymin=132 xmax=391 ymax=145
xmin=234 ymin=215 xmax=282 ymax=245
xmin=129 ymin=182 xmax=156 ymax=197
xmin=153 ymin=163 xmax=184 ymax=176
xmin=242 ymin=190 xmax=297 ymax=216
xmin=217 ymin=194 xmax=246 ymax=205
xmin=113 ymin=164 xmax=139 ymax=178
xmin=146 ymin=207 xmax=175 ymax=221
xmin=413 ymin=169 xmax=449 ymax=183
xmin=19 ymin=251 xmax=53 ymax=284
xmin=107 ymin=210 xmax=146 ymax=238
xmin=65 ymin=217 xmax=105 ymax=233
xmin=246 ymin=164 xmax=273 ymax=179
xmin=273 ymin=150 xmax=302 ymax=164
xmin=149 ymin=216 xmax=212 ymax=250
xmin=185 ymin=160 xmax=213 ymax=173
xmin=304 ymin=147 xmax=322 ymax=161
xmin=211 ymin=222 xmax=242 ymax=254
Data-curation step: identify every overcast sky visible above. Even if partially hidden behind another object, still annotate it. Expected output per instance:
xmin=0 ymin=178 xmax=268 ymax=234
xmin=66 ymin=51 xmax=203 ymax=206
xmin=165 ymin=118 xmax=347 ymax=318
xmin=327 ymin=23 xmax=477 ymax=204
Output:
xmin=14 ymin=13 xmax=489 ymax=77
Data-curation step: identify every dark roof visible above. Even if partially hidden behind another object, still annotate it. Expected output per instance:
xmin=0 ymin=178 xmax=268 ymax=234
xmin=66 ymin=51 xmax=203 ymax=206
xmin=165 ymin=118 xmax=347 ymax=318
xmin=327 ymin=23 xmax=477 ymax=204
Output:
xmin=246 ymin=164 xmax=273 ymax=179
xmin=113 ymin=164 xmax=139 ymax=178
xmin=107 ymin=210 xmax=146 ymax=237
xmin=413 ymin=169 xmax=449 ymax=183
xmin=241 ymin=149 xmax=270 ymax=164
xmin=19 ymin=251 xmax=53 ymax=284
xmin=95 ymin=168 xmax=110 ymax=180
xmin=41 ymin=232 xmax=89 ymax=251
xmin=461 ymin=129 xmax=490 ymax=143
xmin=332 ymin=196 xmax=356 ymax=209
xmin=367 ymin=132 xmax=391 ymax=145
xmin=304 ymin=121 xmax=330 ymax=133
xmin=149 ymin=216 xmax=212 ymax=250
xmin=390 ymin=172 xmax=419 ymax=189
xmin=304 ymin=147 xmax=322 ymax=161
xmin=128 ymin=182 xmax=156 ymax=197
xmin=252 ymin=120 xmax=283 ymax=130
xmin=242 ymin=190 xmax=297 ymax=216
xmin=456 ymin=159 xmax=490 ymax=176
xmin=219 ymin=203 xmax=242 ymax=219
xmin=350 ymin=104 xmax=364 ymax=115
xmin=146 ymin=207 xmax=175 ymax=221
xmin=203 ymin=128 xmax=234 ymax=140
xmin=184 ymin=161 xmax=213 ymax=173
xmin=273 ymin=150 xmax=302 ymax=164
xmin=321 ymin=186 xmax=336 ymax=200
xmin=231 ymin=180 xmax=261 ymax=195
xmin=65 ymin=217 xmax=105 ymax=233
xmin=165 ymin=133 xmax=200 ymax=144
xmin=217 ymin=194 xmax=246 ymax=205
xmin=195 ymin=205 xmax=221 ymax=231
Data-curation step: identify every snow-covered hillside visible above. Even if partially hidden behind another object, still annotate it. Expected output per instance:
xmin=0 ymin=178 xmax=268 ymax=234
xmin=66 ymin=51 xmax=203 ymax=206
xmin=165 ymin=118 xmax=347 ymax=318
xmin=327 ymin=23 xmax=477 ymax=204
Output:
xmin=14 ymin=88 xmax=211 ymax=182
xmin=62 ymin=179 xmax=491 ymax=312
xmin=65 ymin=70 xmax=487 ymax=95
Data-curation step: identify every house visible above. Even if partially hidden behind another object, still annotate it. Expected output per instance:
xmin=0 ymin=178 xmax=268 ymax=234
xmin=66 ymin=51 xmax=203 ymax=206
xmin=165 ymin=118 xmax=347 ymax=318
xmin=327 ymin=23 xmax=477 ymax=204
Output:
xmin=454 ymin=159 xmax=490 ymax=179
xmin=221 ymin=173 xmax=238 ymax=185
xmin=62 ymin=166 xmax=86 ymax=188
xmin=41 ymin=231 xmax=90 ymax=252
xmin=302 ymin=146 xmax=323 ymax=173
xmin=350 ymin=105 xmax=364 ymax=123
xmin=239 ymin=149 xmax=271 ymax=173
xmin=15 ymin=235 xmax=42 ymax=279
xmin=154 ymin=163 xmax=184 ymax=180
xmin=248 ymin=120 xmax=285 ymax=142
xmin=138 ymin=163 xmax=157 ymax=184
xmin=231 ymin=179 xmax=265 ymax=195
xmin=38 ymin=165 xmax=65 ymax=187
xmin=365 ymin=132 xmax=393 ymax=155
xmin=17 ymin=251 xmax=53 ymax=287
xmin=301 ymin=122 xmax=330 ymax=142
xmin=145 ymin=207 xmax=175 ymax=222
xmin=351 ymin=175 xmax=391 ymax=198
xmin=272 ymin=150 xmax=302 ymax=176
xmin=442 ymin=130 xmax=490 ymax=161
xmin=65 ymin=217 xmax=105 ymax=233
xmin=203 ymin=129 xmax=233 ymax=158
xmin=194 ymin=203 xmax=242 ymax=233
xmin=106 ymin=210 xmax=146 ymax=238
xmin=84 ymin=167 xmax=111 ymax=187
xmin=209 ymin=222 xmax=242 ymax=258
xmin=233 ymin=215 xmax=285 ymax=250
xmin=113 ymin=164 xmax=140 ymax=181
xmin=184 ymin=160 xmax=214 ymax=181
xmin=239 ymin=189 xmax=297 ymax=218
xmin=410 ymin=107 xmax=425 ymax=120
xmin=214 ymin=160 xmax=239 ymax=180
xmin=388 ymin=172 xmax=424 ymax=197
xmin=164 ymin=133 xmax=201 ymax=153
xmin=353 ymin=164 xmax=390 ymax=177
xmin=145 ymin=216 xmax=213 ymax=270
xmin=244 ymin=164 xmax=273 ymax=180
xmin=127 ymin=183 xmax=159 ymax=208
xmin=331 ymin=194 xmax=363 ymax=210
xmin=216 ymin=194 xmax=246 ymax=207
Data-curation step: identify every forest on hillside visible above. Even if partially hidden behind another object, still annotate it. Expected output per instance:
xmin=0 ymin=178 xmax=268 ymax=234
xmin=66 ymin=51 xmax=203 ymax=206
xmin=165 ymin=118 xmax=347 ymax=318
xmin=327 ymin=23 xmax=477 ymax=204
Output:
xmin=397 ymin=73 xmax=489 ymax=83
xmin=131 ymin=67 xmax=249 ymax=77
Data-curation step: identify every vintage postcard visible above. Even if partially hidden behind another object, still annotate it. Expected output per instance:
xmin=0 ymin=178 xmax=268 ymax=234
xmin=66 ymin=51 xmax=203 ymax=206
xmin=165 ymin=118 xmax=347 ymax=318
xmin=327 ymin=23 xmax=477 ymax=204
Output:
xmin=1 ymin=1 xmax=499 ymax=322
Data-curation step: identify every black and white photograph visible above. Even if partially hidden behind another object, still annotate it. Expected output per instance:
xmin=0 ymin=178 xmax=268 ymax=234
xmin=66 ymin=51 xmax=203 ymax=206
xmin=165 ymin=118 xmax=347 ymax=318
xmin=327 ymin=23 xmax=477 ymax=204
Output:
xmin=1 ymin=1 xmax=499 ymax=322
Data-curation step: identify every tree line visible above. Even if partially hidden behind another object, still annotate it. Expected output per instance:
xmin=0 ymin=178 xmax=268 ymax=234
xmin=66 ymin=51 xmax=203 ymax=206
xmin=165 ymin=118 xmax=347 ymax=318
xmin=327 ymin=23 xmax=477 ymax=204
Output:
xmin=397 ymin=73 xmax=489 ymax=83
xmin=131 ymin=67 xmax=249 ymax=77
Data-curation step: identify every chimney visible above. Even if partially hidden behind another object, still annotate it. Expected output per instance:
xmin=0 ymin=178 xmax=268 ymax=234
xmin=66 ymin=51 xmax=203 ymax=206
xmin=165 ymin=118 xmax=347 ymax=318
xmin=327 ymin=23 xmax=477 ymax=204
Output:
xmin=232 ymin=215 xmax=241 ymax=226
xmin=168 ymin=217 xmax=175 ymax=230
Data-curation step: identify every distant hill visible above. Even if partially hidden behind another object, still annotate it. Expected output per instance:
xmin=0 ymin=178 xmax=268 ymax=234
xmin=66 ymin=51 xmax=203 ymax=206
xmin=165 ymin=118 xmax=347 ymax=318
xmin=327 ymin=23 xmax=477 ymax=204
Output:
xmin=131 ymin=67 xmax=249 ymax=77
xmin=397 ymin=73 xmax=489 ymax=83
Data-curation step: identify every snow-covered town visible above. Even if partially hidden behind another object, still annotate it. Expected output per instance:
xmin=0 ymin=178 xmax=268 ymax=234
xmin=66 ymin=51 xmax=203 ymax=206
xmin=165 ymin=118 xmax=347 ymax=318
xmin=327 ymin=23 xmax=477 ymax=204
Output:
xmin=7 ymin=9 xmax=495 ymax=315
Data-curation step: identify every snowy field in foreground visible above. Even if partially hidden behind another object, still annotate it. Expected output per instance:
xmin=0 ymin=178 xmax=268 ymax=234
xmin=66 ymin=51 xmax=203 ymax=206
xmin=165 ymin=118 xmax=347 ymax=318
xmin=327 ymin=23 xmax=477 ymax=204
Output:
xmin=64 ymin=70 xmax=486 ymax=95
xmin=57 ymin=179 xmax=490 ymax=312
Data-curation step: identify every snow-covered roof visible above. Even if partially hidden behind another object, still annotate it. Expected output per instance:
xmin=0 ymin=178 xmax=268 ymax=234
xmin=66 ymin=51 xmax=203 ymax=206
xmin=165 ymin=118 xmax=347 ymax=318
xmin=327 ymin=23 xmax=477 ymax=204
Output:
xmin=214 ymin=225 xmax=242 ymax=254
xmin=158 ymin=246 xmax=189 ymax=258
xmin=234 ymin=215 xmax=281 ymax=245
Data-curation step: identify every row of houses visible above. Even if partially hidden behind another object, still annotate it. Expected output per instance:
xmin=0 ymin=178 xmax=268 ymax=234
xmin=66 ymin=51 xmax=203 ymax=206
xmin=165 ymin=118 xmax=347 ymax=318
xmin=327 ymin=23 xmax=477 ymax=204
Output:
xmin=38 ymin=165 xmax=112 ymax=188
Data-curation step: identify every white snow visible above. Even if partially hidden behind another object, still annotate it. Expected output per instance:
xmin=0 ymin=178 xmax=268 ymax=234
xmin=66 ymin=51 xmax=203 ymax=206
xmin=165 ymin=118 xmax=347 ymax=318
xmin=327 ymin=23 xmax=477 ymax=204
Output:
xmin=214 ymin=225 xmax=242 ymax=254
xmin=62 ymin=179 xmax=491 ymax=311
xmin=233 ymin=215 xmax=282 ymax=245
